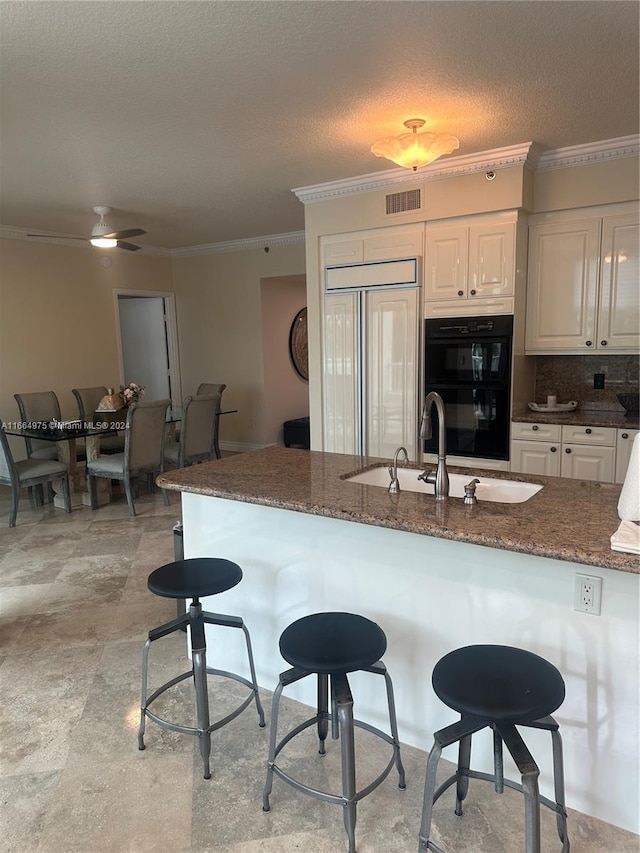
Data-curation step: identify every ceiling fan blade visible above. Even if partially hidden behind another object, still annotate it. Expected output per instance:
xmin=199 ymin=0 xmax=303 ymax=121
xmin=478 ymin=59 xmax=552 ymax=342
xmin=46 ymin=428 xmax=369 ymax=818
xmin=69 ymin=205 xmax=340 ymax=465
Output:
xmin=103 ymin=228 xmax=146 ymax=240
xmin=116 ymin=241 xmax=141 ymax=251
xmin=27 ymin=233 xmax=88 ymax=241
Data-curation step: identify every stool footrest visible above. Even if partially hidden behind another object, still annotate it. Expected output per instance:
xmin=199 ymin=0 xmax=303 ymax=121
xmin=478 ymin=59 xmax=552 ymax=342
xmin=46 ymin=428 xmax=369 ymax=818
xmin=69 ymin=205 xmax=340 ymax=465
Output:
xmin=141 ymin=666 xmax=261 ymax=738
xmin=269 ymin=715 xmax=399 ymax=807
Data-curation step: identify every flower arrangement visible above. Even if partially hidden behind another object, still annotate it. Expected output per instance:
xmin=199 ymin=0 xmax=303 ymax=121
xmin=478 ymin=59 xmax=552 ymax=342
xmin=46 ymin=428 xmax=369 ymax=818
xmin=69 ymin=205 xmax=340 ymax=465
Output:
xmin=121 ymin=382 xmax=145 ymax=405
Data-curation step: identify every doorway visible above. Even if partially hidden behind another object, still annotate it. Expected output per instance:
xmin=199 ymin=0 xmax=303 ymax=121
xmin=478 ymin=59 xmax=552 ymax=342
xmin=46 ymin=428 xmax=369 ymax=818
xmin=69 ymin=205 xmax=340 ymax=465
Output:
xmin=115 ymin=290 xmax=182 ymax=415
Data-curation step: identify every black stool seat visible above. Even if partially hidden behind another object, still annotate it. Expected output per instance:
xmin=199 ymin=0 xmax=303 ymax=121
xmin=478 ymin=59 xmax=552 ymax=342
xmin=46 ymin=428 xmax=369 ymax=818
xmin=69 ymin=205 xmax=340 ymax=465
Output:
xmin=148 ymin=557 xmax=242 ymax=599
xmin=279 ymin=611 xmax=387 ymax=674
xmin=433 ymin=644 xmax=566 ymax=722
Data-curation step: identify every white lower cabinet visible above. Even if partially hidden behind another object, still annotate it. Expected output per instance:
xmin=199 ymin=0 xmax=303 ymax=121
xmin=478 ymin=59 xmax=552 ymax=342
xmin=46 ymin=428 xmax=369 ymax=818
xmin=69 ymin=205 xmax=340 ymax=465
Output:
xmin=511 ymin=421 xmax=617 ymax=483
xmin=616 ymin=428 xmax=640 ymax=483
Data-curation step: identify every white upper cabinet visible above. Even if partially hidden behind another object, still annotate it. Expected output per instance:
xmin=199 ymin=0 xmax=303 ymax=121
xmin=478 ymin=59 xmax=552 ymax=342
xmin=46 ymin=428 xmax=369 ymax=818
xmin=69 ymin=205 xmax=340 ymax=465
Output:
xmin=525 ymin=203 xmax=639 ymax=354
xmin=424 ymin=211 xmax=519 ymax=317
xmin=322 ymin=224 xmax=423 ymax=269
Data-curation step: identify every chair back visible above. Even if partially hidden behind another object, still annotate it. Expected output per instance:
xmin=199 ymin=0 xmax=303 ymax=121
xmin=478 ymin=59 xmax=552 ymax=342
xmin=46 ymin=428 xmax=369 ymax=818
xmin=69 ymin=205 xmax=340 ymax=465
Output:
xmin=0 ymin=425 xmax=18 ymax=484
xmin=14 ymin=391 xmax=61 ymax=458
xmin=196 ymin=383 xmax=226 ymax=408
xmin=72 ymin=387 xmax=108 ymax=422
xmin=179 ymin=393 xmax=221 ymax=465
xmin=125 ymin=399 xmax=171 ymax=474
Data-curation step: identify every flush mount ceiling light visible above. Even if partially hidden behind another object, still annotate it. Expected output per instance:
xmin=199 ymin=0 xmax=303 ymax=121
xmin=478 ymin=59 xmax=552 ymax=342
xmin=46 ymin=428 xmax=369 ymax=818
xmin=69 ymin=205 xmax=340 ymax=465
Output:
xmin=371 ymin=119 xmax=459 ymax=172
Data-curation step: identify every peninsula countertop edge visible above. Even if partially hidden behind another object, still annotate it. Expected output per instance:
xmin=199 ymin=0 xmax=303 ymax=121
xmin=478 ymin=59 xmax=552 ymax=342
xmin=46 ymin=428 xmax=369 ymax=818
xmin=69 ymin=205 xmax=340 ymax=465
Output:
xmin=158 ymin=446 xmax=639 ymax=574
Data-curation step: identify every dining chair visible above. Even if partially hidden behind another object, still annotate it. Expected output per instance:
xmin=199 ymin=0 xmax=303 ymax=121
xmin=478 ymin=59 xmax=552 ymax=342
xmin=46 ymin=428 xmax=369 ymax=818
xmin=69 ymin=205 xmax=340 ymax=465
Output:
xmin=163 ymin=393 xmax=221 ymax=470
xmin=14 ymin=391 xmax=61 ymax=461
xmin=72 ymin=386 xmax=125 ymax=453
xmin=196 ymin=383 xmax=227 ymax=458
xmin=86 ymin=398 xmax=171 ymax=517
xmin=0 ymin=424 xmax=71 ymax=527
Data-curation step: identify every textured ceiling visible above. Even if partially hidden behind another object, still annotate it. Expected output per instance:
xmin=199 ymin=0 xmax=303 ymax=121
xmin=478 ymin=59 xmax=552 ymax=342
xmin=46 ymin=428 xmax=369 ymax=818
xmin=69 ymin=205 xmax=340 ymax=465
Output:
xmin=1 ymin=1 xmax=638 ymax=250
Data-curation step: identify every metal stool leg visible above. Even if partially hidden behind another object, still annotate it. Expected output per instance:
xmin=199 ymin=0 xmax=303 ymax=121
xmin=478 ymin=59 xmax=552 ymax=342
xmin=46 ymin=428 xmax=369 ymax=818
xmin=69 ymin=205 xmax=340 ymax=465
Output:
xmin=333 ymin=673 xmax=357 ymax=853
xmin=138 ymin=636 xmax=152 ymax=749
xmin=418 ymin=735 xmax=442 ymax=851
xmin=493 ymin=725 xmax=505 ymax=794
xmin=550 ymin=726 xmax=570 ymax=851
xmin=263 ymin=678 xmax=285 ymax=812
xmin=241 ymin=620 xmax=266 ymax=727
xmin=190 ymin=616 xmax=212 ymax=780
xmin=381 ymin=664 xmax=406 ymax=788
xmin=455 ymin=731 xmax=472 ymax=816
xmin=317 ymin=673 xmax=329 ymax=755
xmin=500 ymin=724 xmax=541 ymax=853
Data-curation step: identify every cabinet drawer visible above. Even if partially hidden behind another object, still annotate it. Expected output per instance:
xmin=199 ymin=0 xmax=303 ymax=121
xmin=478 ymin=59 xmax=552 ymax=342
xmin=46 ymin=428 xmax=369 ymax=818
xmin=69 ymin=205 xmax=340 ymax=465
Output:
xmin=511 ymin=421 xmax=562 ymax=441
xmin=561 ymin=425 xmax=616 ymax=446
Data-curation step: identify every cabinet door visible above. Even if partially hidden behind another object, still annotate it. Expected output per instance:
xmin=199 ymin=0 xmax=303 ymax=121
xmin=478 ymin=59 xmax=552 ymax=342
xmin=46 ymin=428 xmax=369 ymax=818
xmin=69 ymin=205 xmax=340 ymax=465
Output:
xmin=364 ymin=229 xmax=423 ymax=262
xmin=468 ymin=221 xmax=515 ymax=299
xmin=597 ymin=214 xmax=640 ymax=351
xmin=323 ymin=292 xmax=359 ymax=455
xmin=511 ymin=440 xmax=561 ymax=476
xmin=616 ymin=428 xmax=640 ymax=483
xmin=425 ymin=225 xmax=468 ymax=302
xmin=525 ymin=219 xmax=601 ymax=353
xmin=365 ymin=288 xmax=419 ymax=459
xmin=560 ymin=444 xmax=615 ymax=482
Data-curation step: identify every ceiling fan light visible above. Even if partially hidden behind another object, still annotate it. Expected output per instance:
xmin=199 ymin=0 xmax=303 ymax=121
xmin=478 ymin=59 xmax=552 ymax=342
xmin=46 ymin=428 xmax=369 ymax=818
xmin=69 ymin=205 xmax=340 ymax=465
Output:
xmin=371 ymin=119 xmax=459 ymax=171
xmin=90 ymin=237 xmax=118 ymax=248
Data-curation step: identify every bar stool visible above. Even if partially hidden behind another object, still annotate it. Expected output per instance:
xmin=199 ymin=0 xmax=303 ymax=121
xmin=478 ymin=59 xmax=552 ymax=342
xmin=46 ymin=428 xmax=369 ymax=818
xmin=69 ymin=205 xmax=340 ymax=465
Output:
xmin=138 ymin=557 xmax=265 ymax=779
xmin=418 ymin=644 xmax=569 ymax=853
xmin=263 ymin=611 xmax=406 ymax=853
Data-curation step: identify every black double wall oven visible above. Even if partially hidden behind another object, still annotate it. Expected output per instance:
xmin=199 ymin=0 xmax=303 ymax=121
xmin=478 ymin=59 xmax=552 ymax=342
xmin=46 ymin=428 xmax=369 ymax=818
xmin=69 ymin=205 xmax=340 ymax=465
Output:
xmin=423 ymin=315 xmax=513 ymax=462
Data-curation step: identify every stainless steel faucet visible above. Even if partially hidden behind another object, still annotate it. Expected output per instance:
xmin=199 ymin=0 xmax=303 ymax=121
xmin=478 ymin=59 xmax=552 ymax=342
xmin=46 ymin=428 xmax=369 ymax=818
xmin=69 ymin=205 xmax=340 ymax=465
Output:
xmin=417 ymin=391 xmax=449 ymax=499
xmin=388 ymin=446 xmax=409 ymax=494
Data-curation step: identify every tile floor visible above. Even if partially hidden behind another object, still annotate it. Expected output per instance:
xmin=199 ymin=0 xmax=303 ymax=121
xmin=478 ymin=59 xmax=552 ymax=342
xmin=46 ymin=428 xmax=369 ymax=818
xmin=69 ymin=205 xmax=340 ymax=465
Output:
xmin=1 ymin=484 xmax=638 ymax=852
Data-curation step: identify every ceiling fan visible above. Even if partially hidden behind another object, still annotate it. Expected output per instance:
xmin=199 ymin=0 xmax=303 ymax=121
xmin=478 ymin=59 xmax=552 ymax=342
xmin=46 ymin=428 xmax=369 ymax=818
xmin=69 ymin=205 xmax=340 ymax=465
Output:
xmin=28 ymin=205 xmax=146 ymax=251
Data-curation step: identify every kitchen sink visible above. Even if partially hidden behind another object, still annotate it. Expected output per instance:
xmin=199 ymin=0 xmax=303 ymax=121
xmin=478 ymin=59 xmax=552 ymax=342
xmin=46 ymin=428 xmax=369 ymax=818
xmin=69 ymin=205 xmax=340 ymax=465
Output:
xmin=344 ymin=467 xmax=542 ymax=503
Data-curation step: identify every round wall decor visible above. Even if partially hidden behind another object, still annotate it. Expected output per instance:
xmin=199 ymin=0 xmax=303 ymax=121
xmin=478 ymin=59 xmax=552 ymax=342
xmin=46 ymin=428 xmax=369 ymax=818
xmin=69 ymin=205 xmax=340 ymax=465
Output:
xmin=289 ymin=307 xmax=308 ymax=381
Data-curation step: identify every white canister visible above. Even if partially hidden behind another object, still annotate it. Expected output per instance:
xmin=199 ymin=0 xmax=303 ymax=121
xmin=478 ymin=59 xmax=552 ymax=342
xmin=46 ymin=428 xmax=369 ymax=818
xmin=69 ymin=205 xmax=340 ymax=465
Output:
xmin=546 ymin=394 xmax=557 ymax=409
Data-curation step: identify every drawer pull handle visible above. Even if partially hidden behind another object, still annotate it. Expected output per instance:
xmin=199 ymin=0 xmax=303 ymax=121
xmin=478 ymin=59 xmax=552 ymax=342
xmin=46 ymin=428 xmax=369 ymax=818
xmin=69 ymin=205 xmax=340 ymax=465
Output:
xmin=532 ymin=425 xmax=539 ymax=431
xmin=565 ymin=448 xmax=572 ymax=454
xmin=457 ymin=290 xmax=464 ymax=297
xmin=622 ymin=433 xmax=629 ymax=439
xmin=550 ymin=446 xmax=557 ymax=452
xmin=585 ymin=428 xmax=592 ymax=434
xmin=586 ymin=340 xmax=593 ymax=346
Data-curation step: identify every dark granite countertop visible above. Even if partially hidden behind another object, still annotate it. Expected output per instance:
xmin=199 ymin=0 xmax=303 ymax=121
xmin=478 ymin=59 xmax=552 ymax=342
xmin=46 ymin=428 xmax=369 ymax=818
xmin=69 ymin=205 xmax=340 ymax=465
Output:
xmin=512 ymin=408 xmax=639 ymax=430
xmin=158 ymin=447 xmax=638 ymax=574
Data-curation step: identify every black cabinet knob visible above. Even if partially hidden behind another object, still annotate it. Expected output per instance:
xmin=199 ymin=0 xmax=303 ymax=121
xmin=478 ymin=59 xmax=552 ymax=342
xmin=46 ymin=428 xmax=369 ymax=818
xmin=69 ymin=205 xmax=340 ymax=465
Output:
xmin=585 ymin=428 xmax=592 ymax=434
xmin=457 ymin=290 xmax=464 ymax=297
xmin=622 ymin=433 xmax=629 ymax=439
xmin=532 ymin=424 xmax=539 ymax=431
xmin=550 ymin=446 xmax=557 ymax=452
xmin=565 ymin=448 xmax=572 ymax=454
xmin=586 ymin=340 xmax=593 ymax=346
xmin=470 ymin=289 xmax=476 ymax=295
xmin=601 ymin=340 xmax=608 ymax=346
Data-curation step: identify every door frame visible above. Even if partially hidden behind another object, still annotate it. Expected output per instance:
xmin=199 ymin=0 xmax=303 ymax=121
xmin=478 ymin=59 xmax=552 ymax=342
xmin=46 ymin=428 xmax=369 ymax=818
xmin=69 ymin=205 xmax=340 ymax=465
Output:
xmin=113 ymin=289 xmax=182 ymax=415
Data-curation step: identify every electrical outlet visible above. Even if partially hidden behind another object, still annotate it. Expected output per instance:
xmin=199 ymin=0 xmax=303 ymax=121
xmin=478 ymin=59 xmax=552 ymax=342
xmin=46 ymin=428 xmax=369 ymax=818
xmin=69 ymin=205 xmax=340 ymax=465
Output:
xmin=593 ymin=373 xmax=605 ymax=389
xmin=573 ymin=573 xmax=602 ymax=615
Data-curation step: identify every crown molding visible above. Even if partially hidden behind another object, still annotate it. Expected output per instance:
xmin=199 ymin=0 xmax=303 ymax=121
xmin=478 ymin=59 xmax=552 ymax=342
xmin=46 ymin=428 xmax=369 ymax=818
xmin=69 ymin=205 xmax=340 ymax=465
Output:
xmin=292 ymin=135 xmax=639 ymax=204
xmin=293 ymin=142 xmax=538 ymax=204
xmin=169 ymin=230 xmax=305 ymax=258
xmin=536 ymin=134 xmax=639 ymax=172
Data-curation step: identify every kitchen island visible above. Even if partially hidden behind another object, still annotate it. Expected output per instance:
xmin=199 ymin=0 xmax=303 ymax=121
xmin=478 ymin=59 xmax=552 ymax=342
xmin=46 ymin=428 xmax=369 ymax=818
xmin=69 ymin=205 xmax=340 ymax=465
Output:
xmin=159 ymin=447 xmax=639 ymax=835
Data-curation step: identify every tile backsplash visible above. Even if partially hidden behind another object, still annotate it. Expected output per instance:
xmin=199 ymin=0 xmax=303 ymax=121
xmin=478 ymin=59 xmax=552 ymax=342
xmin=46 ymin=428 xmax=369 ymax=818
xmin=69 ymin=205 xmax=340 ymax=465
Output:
xmin=534 ymin=355 xmax=639 ymax=411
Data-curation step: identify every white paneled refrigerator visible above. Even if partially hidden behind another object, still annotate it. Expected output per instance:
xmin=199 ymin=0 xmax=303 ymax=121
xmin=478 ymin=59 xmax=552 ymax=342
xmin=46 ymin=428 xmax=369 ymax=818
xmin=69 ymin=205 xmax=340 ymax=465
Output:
xmin=322 ymin=259 xmax=420 ymax=458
